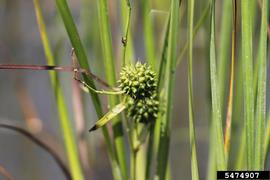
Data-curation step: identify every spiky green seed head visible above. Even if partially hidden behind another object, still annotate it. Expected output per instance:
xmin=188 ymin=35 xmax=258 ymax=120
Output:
xmin=118 ymin=62 xmax=157 ymax=99
xmin=127 ymin=94 xmax=159 ymax=124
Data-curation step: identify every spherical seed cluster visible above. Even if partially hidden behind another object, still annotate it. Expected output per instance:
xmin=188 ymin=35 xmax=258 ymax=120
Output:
xmin=127 ymin=95 xmax=159 ymax=124
xmin=119 ymin=62 xmax=159 ymax=124
xmin=119 ymin=62 xmax=157 ymax=99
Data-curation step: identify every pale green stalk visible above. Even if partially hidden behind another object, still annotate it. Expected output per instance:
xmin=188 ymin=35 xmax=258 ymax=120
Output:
xmin=120 ymin=0 xmax=134 ymax=65
xmin=209 ymin=0 xmax=227 ymax=170
xmin=97 ymin=0 xmax=128 ymax=179
xmin=254 ymin=0 xmax=268 ymax=170
xmin=55 ymin=0 xmax=121 ymax=179
xmin=217 ymin=0 xmax=232 ymax=114
xmin=156 ymin=0 xmax=179 ymax=179
xmin=241 ymin=0 xmax=255 ymax=170
xmin=177 ymin=1 xmax=211 ymax=66
xmin=145 ymin=16 xmax=170 ymax=180
xmin=33 ymin=0 xmax=83 ymax=179
xmin=264 ymin=112 xmax=270 ymax=159
xmin=187 ymin=0 xmax=199 ymax=179
xmin=141 ymin=0 xmax=156 ymax=69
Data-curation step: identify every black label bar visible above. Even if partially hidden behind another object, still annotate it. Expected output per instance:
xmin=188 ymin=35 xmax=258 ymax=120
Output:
xmin=217 ymin=171 xmax=270 ymax=179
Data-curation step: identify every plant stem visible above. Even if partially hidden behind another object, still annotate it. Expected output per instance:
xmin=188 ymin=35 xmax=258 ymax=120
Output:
xmin=254 ymin=0 xmax=268 ymax=170
xmin=156 ymin=0 xmax=179 ymax=179
xmin=98 ymin=0 xmax=128 ymax=178
xmin=177 ymin=1 xmax=211 ymax=66
xmin=33 ymin=1 xmax=83 ymax=179
xmin=130 ymin=127 xmax=138 ymax=180
xmin=141 ymin=0 xmax=156 ymax=69
xmin=131 ymin=148 xmax=138 ymax=180
xmin=217 ymin=0 xmax=232 ymax=114
xmin=241 ymin=0 xmax=255 ymax=170
xmin=187 ymin=0 xmax=199 ymax=178
xmin=120 ymin=0 xmax=134 ymax=65
xmin=121 ymin=0 xmax=131 ymax=66
xmin=224 ymin=0 xmax=236 ymax=157
xmin=209 ymin=0 xmax=227 ymax=170
xmin=55 ymin=0 xmax=120 ymax=178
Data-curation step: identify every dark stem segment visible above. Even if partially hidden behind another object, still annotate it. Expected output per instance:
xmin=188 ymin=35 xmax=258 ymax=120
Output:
xmin=0 ymin=64 xmax=73 ymax=71
xmin=0 ymin=64 xmax=111 ymax=88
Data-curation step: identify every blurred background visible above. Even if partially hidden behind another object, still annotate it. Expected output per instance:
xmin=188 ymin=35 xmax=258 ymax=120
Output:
xmin=0 ymin=0 xmax=269 ymax=179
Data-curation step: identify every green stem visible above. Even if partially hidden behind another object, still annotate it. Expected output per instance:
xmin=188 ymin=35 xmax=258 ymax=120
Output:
xmin=187 ymin=0 xmax=199 ymax=178
xmin=98 ymin=0 xmax=128 ymax=178
xmin=120 ymin=0 xmax=134 ymax=65
xmin=55 ymin=0 xmax=120 ymax=179
xmin=254 ymin=0 xmax=268 ymax=170
xmin=33 ymin=1 xmax=83 ymax=179
xmin=241 ymin=0 xmax=255 ymax=170
xmin=141 ymin=0 xmax=156 ymax=69
xmin=177 ymin=1 xmax=211 ymax=66
xmin=121 ymin=0 xmax=131 ymax=66
xmin=74 ymin=77 xmax=124 ymax=95
xmin=131 ymin=148 xmax=138 ymax=180
xmin=217 ymin=0 xmax=232 ymax=114
xmin=156 ymin=0 xmax=179 ymax=179
xmin=209 ymin=0 xmax=227 ymax=170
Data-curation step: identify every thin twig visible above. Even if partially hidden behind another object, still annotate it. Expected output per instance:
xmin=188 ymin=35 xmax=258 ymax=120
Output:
xmin=0 ymin=123 xmax=71 ymax=180
xmin=74 ymin=77 xmax=124 ymax=95
xmin=0 ymin=63 xmax=112 ymax=89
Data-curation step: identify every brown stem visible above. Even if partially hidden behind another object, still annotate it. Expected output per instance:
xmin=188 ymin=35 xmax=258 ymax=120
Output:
xmin=0 ymin=123 xmax=71 ymax=180
xmin=0 ymin=64 xmax=112 ymax=88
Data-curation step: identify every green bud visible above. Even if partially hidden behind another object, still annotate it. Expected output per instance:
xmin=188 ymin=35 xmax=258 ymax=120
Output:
xmin=119 ymin=62 xmax=157 ymax=99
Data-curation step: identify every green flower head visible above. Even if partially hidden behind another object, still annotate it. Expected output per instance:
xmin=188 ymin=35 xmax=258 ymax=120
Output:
xmin=119 ymin=62 xmax=157 ymax=99
xmin=127 ymin=94 xmax=159 ymax=124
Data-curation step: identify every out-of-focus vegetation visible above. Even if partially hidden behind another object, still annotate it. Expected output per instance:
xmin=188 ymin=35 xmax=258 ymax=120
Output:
xmin=0 ymin=0 xmax=269 ymax=180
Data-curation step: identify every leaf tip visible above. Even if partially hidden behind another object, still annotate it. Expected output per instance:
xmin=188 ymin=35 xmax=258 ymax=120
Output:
xmin=89 ymin=125 xmax=98 ymax=132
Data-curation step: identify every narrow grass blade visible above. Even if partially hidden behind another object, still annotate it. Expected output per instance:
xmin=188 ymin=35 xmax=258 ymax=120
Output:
xmin=141 ymin=0 xmax=156 ymax=69
xmin=187 ymin=0 xmax=199 ymax=178
xmin=177 ymin=1 xmax=211 ymax=66
xmin=224 ymin=0 xmax=236 ymax=157
xmin=233 ymin=66 xmax=246 ymax=170
xmin=33 ymin=1 xmax=83 ymax=179
xmin=254 ymin=0 xmax=268 ymax=170
xmin=55 ymin=0 xmax=121 ymax=179
xmin=120 ymin=0 xmax=134 ymax=66
xmin=264 ymin=112 xmax=270 ymax=159
xmin=89 ymin=103 xmax=127 ymax=132
xmin=97 ymin=0 xmax=128 ymax=178
xmin=145 ymin=15 xmax=170 ymax=180
xmin=209 ymin=0 xmax=226 ymax=170
xmin=156 ymin=0 xmax=179 ymax=179
xmin=207 ymin=122 xmax=216 ymax=180
xmin=241 ymin=0 xmax=255 ymax=170
xmin=217 ymin=0 xmax=232 ymax=115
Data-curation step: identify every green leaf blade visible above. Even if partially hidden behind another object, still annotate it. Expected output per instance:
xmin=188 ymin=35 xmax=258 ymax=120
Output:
xmin=254 ymin=0 xmax=268 ymax=170
xmin=241 ymin=0 xmax=255 ymax=170
xmin=209 ymin=0 xmax=226 ymax=170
